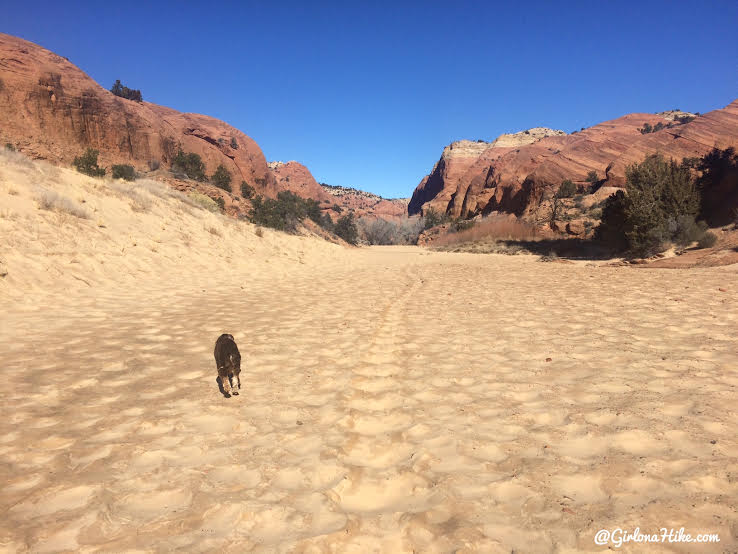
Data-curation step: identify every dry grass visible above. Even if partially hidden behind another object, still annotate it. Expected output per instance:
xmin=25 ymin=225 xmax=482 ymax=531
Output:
xmin=0 ymin=148 xmax=34 ymax=168
xmin=7 ymin=188 xmax=19 ymax=196
xmin=433 ymin=215 xmax=539 ymax=247
xmin=207 ymin=225 xmax=222 ymax=236
xmin=255 ymin=226 xmax=264 ymax=238
xmin=188 ymin=192 xmax=220 ymax=212
xmin=35 ymin=190 xmax=90 ymax=219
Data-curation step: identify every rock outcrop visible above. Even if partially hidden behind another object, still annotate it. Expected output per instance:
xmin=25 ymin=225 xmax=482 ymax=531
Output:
xmin=408 ymin=128 xmax=566 ymax=218
xmin=410 ymin=104 xmax=738 ymax=218
xmin=0 ymin=33 xmax=278 ymax=198
xmin=268 ymin=161 xmax=331 ymax=202
xmin=266 ymin=161 xmax=409 ymax=219
xmin=321 ymin=185 xmax=409 ymax=220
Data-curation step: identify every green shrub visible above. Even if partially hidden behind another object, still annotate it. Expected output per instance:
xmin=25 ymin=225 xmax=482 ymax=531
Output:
xmin=230 ymin=137 xmax=238 ymax=149
xmin=240 ymin=181 xmax=255 ymax=199
xmin=73 ymin=148 xmax=106 ymax=177
xmin=111 ymin=80 xmax=142 ymax=102
xmin=422 ymin=207 xmax=450 ymax=230
xmin=557 ymin=179 xmax=576 ymax=198
xmin=110 ymin=80 xmax=143 ymax=102
xmin=211 ymin=164 xmax=232 ymax=192
xmin=249 ymin=191 xmax=320 ymax=232
xmin=321 ymin=212 xmax=334 ymax=231
xmin=4 ymin=143 xmax=15 ymax=152
xmin=215 ymin=197 xmax=226 ymax=212
xmin=675 ymin=115 xmax=695 ymax=124
xmin=171 ymin=149 xmax=207 ymax=182
xmin=585 ymin=170 xmax=599 ymax=185
xmin=595 ymin=153 xmax=700 ymax=256
xmin=112 ymin=164 xmax=136 ymax=181
xmin=334 ymin=213 xmax=358 ymax=244
xmin=304 ymin=198 xmax=323 ymax=225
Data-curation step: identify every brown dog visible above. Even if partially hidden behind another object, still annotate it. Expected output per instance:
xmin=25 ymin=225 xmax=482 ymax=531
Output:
xmin=214 ymin=334 xmax=241 ymax=397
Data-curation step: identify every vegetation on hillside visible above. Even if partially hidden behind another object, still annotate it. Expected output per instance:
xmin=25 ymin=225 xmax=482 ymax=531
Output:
xmin=240 ymin=181 xmax=255 ymax=199
xmin=171 ymin=149 xmax=207 ymax=182
xmin=595 ymin=153 xmax=705 ymax=256
xmin=73 ymin=148 xmax=106 ymax=177
xmin=250 ymin=191 xmax=331 ymax=234
xmin=422 ymin=207 xmax=450 ymax=230
xmin=638 ymin=115 xmax=695 ymax=134
xmin=557 ymin=179 xmax=576 ymax=198
xmin=333 ymin=213 xmax=359 ymax=244
xmin=110 ymin=80 xmax=143 ymax=102
xmin=112 ymin=164 xmax=136 ymax=181
xmin=211 ymin=164 xmax=232 ymax=192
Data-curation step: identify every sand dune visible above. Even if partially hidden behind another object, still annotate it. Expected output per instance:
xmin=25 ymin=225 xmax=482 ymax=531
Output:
xmin=1 ymin=154 xmax=737 ymax=552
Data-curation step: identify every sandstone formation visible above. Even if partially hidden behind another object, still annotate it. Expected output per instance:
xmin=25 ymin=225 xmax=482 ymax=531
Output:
xmin=408 ymin=128 xmax=566 ymax=218
xmin=321 ymin=184 xmax=409 ymax=220
xmin=410 ymin=103 xmax=738 ymax=219
xmin=268 ymin=161 xmax=331 ymax=203
xmin=489 ymin=127 xmax=567 ymax=148
xmin=0 ymin=33 xmax=278 ymax=199
xmin=266 ymin=161 xmax=409 ymax=220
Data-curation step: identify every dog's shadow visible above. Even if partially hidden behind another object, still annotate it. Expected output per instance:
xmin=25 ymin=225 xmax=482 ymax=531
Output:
xmin=215 ymin=376 xmax=239 ymax=398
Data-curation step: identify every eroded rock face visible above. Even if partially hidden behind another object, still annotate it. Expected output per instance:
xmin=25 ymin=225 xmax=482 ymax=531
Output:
xmin=408 ymin=129 xmax=566 ymax=217
xmin=410 ymin=104 xmax=738 ymax=218
xmin=268 ymin=161 xmax=330 ymax=202
xmin=0 ymin=33 xmax=277 ymax=196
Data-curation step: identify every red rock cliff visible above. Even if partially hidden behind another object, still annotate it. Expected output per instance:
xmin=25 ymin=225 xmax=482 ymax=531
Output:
xmin=0 ymin=33 xmax=278 ymax=196
xmin=410 ymin=105 xmax=738 ymax=218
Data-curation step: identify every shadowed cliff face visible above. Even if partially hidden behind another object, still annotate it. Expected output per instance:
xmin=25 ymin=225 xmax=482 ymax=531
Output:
xmin=410 ymin=104 xmax=738 ymax=219
xmin=0 ymin=33 xmax=278 ymax=197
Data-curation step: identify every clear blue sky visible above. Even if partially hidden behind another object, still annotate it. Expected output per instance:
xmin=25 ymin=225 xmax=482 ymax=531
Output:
xmin=3 ymin=1 xmax=737 ymax=198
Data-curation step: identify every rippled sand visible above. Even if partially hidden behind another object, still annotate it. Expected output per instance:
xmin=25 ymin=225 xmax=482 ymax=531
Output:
xmin=1 ymin=155 xmax=737 ymax=552
xmin=1 ymin=245 xmax=737 ymax=552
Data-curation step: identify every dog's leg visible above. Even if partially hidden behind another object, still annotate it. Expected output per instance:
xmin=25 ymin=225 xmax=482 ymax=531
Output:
xmin=237 ymin=374 xmax=241 ymax=390
xmin=229 ymin=373 xmax=239 ymax=395
xmin=218 ymin=368 xmax=231 ymax=396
